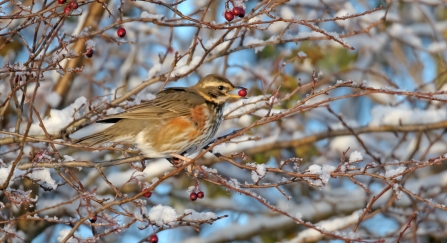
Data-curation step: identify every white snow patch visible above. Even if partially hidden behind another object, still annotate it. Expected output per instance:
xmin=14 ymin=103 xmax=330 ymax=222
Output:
xmin=57 ymin=229 xmax=76 ymax=243
xmin=227 ymin=178 xmax=240 ymax=189
xmin=204 ymin=38 xmax=230 ymax=55
xmin=385 ymin=166 xmax=406 ymax=180
xmin=85 ymin=39 xmax=96 ymax=50
xmin=28 ymin=168 xmax=57 ymax=190
xmin=393 ymin=183 xmax=402 ymax=200
xmin=251 ymin=164 xmax=267 ymax=182
xmin=232 ymin=0 xmax=245 ymax=8
xmin=148 ymin=205 xmax=178 ymax=227
xmin=388 ymin=24 xmax=422 ymax=48
xmin=256 ymin=164 xmax=267 ymax=177
xmin=306 ymin=164 xmax=335 ymax=185
xmin=147 ymin=205 xmax=216 ymax=227
xmin=290 ymin=210 xmax=361 ymax=242
xmin=0 ymin=164 xmax=14 ymax=186
xmin=63 ymin=155 xmax=75 ymax=161
xmin=147 ymin=63 xmax=162 ymax=79
xmin=349 ymin=151 xmax=363 ymax=162
xmin=321 ymin=165 xmax=336 ymax=183
xmin=28 ymin=96 xmax=86 ymax=135
xmin=141 ymin=11 xmax=164 ymax=20
xmin=171 ymin=56 xmax=201 ymax=77
xmin=370 ymin=104 xmax=447 ymax=126
xmin=243 ymin=36 xmax=266 ymax=53
xmin=427 ymin=41 xmax=447 ymax=53
xmin=308 ymin=164 xmax=322 ymax=174
xmin=183 ymin=209 xmax=217 ymax=221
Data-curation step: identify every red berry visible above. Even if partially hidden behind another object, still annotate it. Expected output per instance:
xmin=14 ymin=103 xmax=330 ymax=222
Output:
xmin=190 ymin=192 xmax=197 ymax=201
xmin=58 ymin=0 xmax=66 ymax=4
xmin=69 ymin=1 xmax=78 ymax=9
xmin=239 ymin=9 xmax=245 ymax=17
xmin=86 ymin=49 xmax=94 ymax=58
xmin=90 ymin=215 xmax=97 ymax=223
xmin=224 ymin=10 xmax=234 ymax=21
xmin=143 ymin=191 xmax=152 ymax=198
xmin=117 ymin=27 xmax=126 ymax=38
xmin=238 ymin=88 xmax=247 ymax=97
xmin=149 ymin=234 xmax=158 ymax=243
xmin=63 ymin=6 xmax=71 ymax=15
xmin=197 ymin=191 xmax=204 ymax=199
xmin=233 ymin=7 xmax=245 ymax=17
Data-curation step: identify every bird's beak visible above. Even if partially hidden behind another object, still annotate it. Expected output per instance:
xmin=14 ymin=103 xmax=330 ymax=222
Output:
xmin=229 ymin=94 xmax=243 ymax=99
xmin=228 ymin=86 xmax=247 ymax=99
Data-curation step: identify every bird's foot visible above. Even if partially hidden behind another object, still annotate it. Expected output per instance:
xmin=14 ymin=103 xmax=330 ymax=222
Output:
xmin=168 ymin=153 xmax=191 ymax=167
xmin=167 ymin=157 xmax=183 ymax=167
xmin=168 ymin=153 xmax=209 ymax=178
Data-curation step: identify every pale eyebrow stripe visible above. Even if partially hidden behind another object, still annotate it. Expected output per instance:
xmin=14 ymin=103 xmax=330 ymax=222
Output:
xmin=201 ymin=83 xmax=232 ymax=89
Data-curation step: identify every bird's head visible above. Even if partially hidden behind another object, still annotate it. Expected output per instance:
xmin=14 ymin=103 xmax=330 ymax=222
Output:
xmin=191 ymin=74 xmax=246 ymax=105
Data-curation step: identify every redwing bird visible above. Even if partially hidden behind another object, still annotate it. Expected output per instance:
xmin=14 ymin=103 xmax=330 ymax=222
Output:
xmin=76 ymin=74 xmax=246 ymax=158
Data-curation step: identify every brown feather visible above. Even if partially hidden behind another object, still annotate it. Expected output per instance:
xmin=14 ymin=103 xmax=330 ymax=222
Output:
xmin=99 ymin=88 xmax=206 ymax=122
xmin=75 ymin=132 xmax=113 ymax=146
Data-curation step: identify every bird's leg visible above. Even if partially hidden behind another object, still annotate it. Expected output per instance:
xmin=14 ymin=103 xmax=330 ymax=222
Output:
xmin=168 ymin=152 xmax=189 ymax=167
xmin=167 ymin=157 xmax=183 ymax=167
xmin=169 ymin=153 xmax=209 ymax=178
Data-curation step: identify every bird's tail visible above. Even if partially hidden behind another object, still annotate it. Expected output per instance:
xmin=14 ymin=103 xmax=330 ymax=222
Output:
xmin=73 ymin=132 xmax=113 ymax=146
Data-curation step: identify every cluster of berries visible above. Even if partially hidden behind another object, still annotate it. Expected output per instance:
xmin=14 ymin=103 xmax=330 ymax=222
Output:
xmin=224 ymin=6 xmax=245 ymax=21
xmin=189 ymin=191 xmax=205 ymax=201
xmin=59 ymin=0 xmax=78 ymax=15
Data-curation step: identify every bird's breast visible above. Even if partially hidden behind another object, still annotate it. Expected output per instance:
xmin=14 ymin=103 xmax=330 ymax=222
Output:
xmin=203 ymin=103 xmax=224 ymax=139
xmin=137 ymin=102 xmax=224 ymax=156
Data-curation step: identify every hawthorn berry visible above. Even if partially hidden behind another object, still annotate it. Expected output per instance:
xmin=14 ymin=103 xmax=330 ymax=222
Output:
xmin=58 ymin=0 xmax=66 ymax=4
xmin=143 ymin=191 xmax=152 ymax=198
xmin=190 ymin=192 xmax=198 ymax=201
xmin=197 ymin=191 xmax=204 ymax=199
xmin=232 ymin=7 xmax=245 ymax=18
xmin=117 ymin=27 xmax=126 ymax=38
xmin=90 ymin=215 xmax=97 ymax=223
xmin=149 ymin=234 xmax=158 ymax=243
xmin=238 ymin=9 xmax=245 ymax=17
xmin=86 ymin=49 xmax=94 ymax=58
xmin=69 ymin=1 xmax=78 ymax=9
xmin=238 ymin=88 xmax=247 ymax=97
xmin=63 ymin=6 xmax=71 ymax=15
xmin=224 ymin=10 xmax=234 ymax=21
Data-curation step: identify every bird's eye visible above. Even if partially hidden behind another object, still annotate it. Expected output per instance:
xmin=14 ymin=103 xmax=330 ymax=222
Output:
xmin=218 ymin=85 xmax=224 ymax=90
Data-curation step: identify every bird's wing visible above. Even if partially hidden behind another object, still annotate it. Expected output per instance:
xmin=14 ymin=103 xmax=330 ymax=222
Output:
xmin=98 ymin=88 xmax=205 ymax=123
